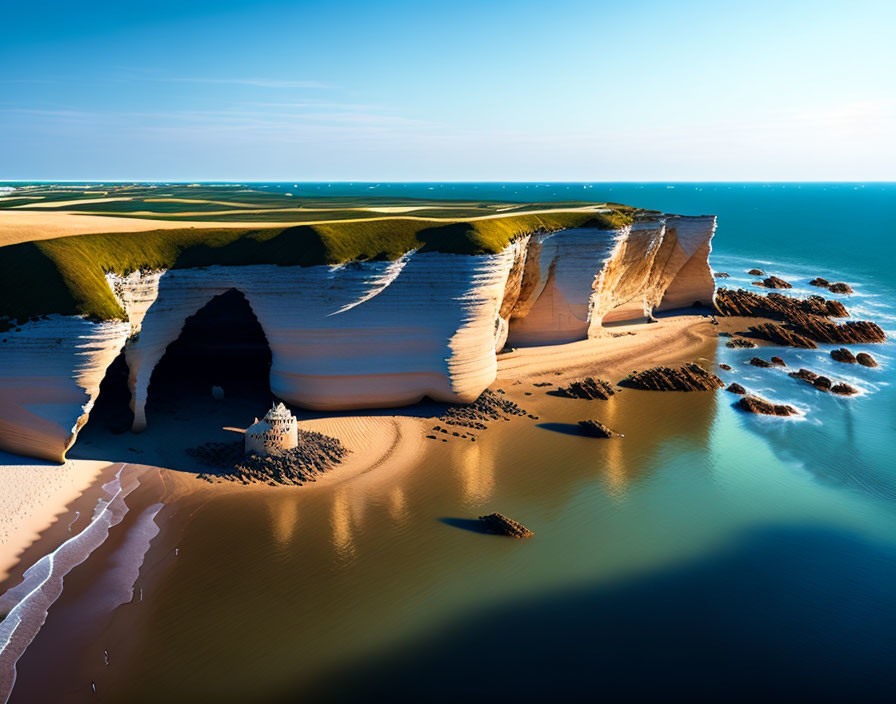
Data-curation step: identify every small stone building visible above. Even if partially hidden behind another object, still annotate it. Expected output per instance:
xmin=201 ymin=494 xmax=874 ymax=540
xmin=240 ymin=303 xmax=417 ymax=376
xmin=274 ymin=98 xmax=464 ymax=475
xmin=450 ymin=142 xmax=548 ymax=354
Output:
xmin=245 ymin=402 xmax=298 ymax=456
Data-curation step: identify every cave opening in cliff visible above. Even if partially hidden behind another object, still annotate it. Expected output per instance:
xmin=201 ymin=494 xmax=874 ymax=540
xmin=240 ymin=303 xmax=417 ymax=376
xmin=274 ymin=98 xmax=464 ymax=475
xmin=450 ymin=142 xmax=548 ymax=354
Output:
xmin=144 ymin=288 xmax=274 ymax=423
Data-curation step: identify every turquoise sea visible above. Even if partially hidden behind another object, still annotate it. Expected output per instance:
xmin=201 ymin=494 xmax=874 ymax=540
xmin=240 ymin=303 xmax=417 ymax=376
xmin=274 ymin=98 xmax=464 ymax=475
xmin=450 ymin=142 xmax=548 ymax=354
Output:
xmin=5 ymin=183 xmax=896 ymax=702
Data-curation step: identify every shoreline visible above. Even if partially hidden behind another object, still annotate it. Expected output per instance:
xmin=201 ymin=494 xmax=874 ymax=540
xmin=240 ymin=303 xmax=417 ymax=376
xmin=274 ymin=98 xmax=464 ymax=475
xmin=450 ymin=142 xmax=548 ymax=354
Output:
xmin=0 ymin=313 xmax=717 ymax=583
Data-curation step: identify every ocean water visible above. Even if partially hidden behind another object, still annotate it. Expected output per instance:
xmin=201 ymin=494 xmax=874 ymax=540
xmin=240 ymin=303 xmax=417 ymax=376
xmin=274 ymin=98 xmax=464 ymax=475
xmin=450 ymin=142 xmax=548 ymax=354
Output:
xmin=6 ymin=183 xmax=896 ymax=702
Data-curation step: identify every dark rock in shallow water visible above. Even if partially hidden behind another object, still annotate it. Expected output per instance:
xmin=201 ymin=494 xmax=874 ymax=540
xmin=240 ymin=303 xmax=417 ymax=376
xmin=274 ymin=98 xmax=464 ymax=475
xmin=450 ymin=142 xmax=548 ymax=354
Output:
xmin=726 ymin=383 xmax=747 ymax=395
xmin=856 ymin=352 xmax=878 ymax=368
xmin=813 ymin=376 xmax=832 ymax=391
xmin=825 ymin=300 xmax=849 ymax=317
xmin=831 ymin=348 xmax=857 ymax=363
xmin=478 ymin=513 xmax=534 ymax=538
xmin=577 ymin=420 xmax=622 ymax=438
xmin=554 ymin=377 xmax=616 ymax=400
xmin=754 ymin=276 xmax=793 ymax=289
xmin=624 ymin=363 xmax=724 ymax=392
xmin=719 ymin=363 xmax=732 ymax=371
xmin=714 ymin=288 xmax=847 ymax=320
xmin=750 ymin=322 xmax=817 ymax=349
xmin=828 ymin=282 xmax=854 ymax=294
xmin=749 ymin=357 xmax=773 ymax=368
xmin=737 ymin=394 xmax=798 ymax=416
xmin=714 ymin=272 xmax=730 ymax=278
xmin=726 ymin=338 xmax=757 ymax=349
xmin=810 ymin=277 xmax=830 ymax=287
xmin=748 ymin=268 xmax=765 ymax=276
xmin=770 ymin=356 xmax=786 ymax=366
xmin=831 ymin=383 xmax=858 ymax=396
xmin=789 ymin=368 xmax=818 ymax=383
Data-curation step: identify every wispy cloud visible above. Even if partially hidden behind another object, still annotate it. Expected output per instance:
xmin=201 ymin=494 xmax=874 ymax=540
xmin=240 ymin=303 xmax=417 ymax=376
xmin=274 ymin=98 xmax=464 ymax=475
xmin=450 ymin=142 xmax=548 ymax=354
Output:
xmin=158 ymin=77 xmax=326 ymax=89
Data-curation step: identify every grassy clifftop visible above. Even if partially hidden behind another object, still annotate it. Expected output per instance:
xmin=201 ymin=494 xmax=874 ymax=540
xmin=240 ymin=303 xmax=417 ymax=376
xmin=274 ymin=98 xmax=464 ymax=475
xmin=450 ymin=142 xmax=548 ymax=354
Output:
xmin=0 ymin=208 xmax=635 ymax=323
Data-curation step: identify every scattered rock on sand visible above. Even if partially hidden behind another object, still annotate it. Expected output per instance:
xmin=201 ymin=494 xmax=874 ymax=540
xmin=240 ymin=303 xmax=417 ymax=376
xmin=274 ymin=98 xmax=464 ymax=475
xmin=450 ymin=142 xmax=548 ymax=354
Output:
xmin=438 ymin=389 xmax=528 ymax=431
xmin=624 ymin=363 xmax=724 ymax=392
xmin=748 ymin=268 xmax=765 ymax=276
xmin=726 ymin=383 xmax=747 ymax=395
xmin=831 ymin=348 xmax=857 ymax=363
xmin=750 ymin=357 xmax=773 ymax=368
xmin=809 ymin=277 xmax=830 ymax=288
xmin=554 ymin=377 xmax=616 ymax=400
xmin=828 ymin=282 xmax=854 ymax=294
xmin=856 ymin=352 xmax=878 ymax=367
xmin=577 ymin=420 xmax=622 ymax=438
xmin=737 ymin=395 xmax=798 ymax=416
xmin=479 ymin=513 xmax=534 ymax=538
xmin=726 ymin=338 xmax=757 ymax=349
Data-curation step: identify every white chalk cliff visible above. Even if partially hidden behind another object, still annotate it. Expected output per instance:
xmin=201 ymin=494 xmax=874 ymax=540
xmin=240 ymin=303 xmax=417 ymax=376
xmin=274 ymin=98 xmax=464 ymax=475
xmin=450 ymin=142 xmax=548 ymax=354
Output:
xmin=0 ymin=215 xmax=715 ymax=462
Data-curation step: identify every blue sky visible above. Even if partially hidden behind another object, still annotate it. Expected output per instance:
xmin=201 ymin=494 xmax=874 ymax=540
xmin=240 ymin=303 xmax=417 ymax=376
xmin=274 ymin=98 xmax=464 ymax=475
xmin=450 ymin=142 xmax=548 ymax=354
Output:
xmin=1 ymin=0 xmax=894 ymax=180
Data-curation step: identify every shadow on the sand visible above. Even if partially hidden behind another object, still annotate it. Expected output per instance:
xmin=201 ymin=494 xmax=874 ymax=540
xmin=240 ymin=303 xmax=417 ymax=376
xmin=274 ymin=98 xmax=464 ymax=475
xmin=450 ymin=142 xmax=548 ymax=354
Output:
xmin=536 ymin=422 xmax=586 ymax=437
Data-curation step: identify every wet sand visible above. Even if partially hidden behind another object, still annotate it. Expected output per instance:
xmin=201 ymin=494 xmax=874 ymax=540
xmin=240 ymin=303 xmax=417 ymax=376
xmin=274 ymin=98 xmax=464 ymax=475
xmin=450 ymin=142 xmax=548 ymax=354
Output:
xmin=0 ymin=313 xmax=720 ymax=702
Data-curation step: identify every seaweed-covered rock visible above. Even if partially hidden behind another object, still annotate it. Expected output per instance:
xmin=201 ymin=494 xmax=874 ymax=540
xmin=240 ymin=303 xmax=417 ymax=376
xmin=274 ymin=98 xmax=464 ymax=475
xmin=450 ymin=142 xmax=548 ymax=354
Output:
xmin=750 ymin=357 xmax=773 ymax=368
xmin=828 ymin=282 xmax=854 ymax=294
xmin=726 ymin=382 xmax=746 ymax=395
xmin=726 ymin=338 xmax=757 ymax=349
xmin=478 ymin=513 xmax=534 ymax=538
xmin=810 ymin=277 xmax=830 ymax=288
xmin=748 ymin=268 xmax=765 ymax=276
xmin=578 ymin=420 xmax=622 ymax=438
xmin=624 ymin=363 xmax=724 ymax=392
xmin=856 ymin=352 xmax=878 ymax=368
xmin=737 ymin=395 xmax=798 ymax=416
xmin=770 ymin=356 xmax=786 ymax=366
xmin=830 ymin=348 xmax=857 ymax=364
xmin=554 ymin=377 xmax=616 ymax=400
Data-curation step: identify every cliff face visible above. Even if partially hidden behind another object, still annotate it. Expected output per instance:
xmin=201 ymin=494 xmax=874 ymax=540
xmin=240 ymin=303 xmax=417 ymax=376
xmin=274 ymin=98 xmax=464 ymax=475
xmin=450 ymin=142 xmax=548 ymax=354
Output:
xmin=0 ymin=214 xmax=715 ymax=462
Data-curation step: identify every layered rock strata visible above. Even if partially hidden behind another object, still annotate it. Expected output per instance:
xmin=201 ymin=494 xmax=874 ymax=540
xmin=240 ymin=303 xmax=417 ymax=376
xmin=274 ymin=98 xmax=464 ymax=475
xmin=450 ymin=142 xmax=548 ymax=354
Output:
xmin=624 ymin=363 xmax=724 ymax=392
xmin=737 ymin=395 xmax=798 ymax=416
xmin=0 ymin=214 xmax=716 ymax=462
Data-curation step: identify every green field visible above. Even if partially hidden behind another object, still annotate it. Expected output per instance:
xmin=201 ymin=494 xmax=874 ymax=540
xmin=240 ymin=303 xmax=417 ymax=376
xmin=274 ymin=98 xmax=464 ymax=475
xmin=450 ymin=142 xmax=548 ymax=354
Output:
xmin=0 ymin=184 xmax=641 ymax=324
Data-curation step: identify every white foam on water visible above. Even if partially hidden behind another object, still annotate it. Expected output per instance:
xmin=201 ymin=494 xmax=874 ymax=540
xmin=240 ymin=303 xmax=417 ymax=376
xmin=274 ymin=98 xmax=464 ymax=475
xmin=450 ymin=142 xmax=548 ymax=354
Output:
xmin=0 ymin=464 xmax=137 ymax=703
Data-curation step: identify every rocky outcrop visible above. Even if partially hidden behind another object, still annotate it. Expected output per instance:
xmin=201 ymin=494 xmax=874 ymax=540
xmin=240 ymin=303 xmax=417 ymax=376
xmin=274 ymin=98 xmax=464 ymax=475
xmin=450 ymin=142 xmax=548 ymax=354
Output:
xmin=809 ymin=277 xmax=830 ymax=288
xmin=737 ymin=395 xmax=798 ymax=416
xmin=0 ymin=214 xmax=717 ymax=462
xmin=831 ymin=348 xmax=857 ymax=363
xmin=714 ymin=272 xmax=730 ymax=278
xmin=749 ymin=323 xmax=817 ymax=348
xmin=726 ymin=383 xmax=746 ymax=395
xmin=828 ymin=282 xmax=854 ymax=294
xmin=770 ymin=356 xmax=786 ymax=366
xmin=748 ymin=269 xmax=765 ymax=276
xmin=624 ymin=363 xmax=724 ymax=392
xmin=753 ymin=276 xmax=792 ymax=289
xmin=788 ymin=368 xmax=858 ymax=396
xmin=714 ymin=288 xmax=848 ymax=319
xmin=857 ymin=353 xmax=878 ymax=368
xmin=478 ymin=513 xmax=534 ymax=538
xmin=553 ymin=378 xmax=616 ymax=400
xmin=578 ymin=420 xmax=622 ymax=438
xmin=436 ymin=389 xmax=529 ymax=431
xmin=750 ymin=357 xmax=773 ymax=368
xmin=725 ymin=338 xmax=757 ymax=348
